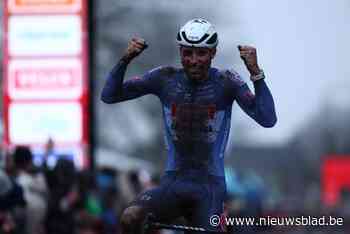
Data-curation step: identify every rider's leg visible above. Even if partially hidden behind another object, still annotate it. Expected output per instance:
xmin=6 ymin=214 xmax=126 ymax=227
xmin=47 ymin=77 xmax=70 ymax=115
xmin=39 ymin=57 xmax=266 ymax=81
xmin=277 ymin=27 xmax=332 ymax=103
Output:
xmin=120 ymin=172 xmax=180 ymax=234
xmin=184 ymin=176 xmax=226 ymax=234
xmin=120 ymin=205 xmax=147 ymax=234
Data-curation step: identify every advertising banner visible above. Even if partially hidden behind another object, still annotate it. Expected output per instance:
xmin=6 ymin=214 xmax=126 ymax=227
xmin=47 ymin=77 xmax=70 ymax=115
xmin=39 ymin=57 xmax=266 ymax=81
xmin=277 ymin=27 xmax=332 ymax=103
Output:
xmin=3 ymin=0 xmax=90 ymax=169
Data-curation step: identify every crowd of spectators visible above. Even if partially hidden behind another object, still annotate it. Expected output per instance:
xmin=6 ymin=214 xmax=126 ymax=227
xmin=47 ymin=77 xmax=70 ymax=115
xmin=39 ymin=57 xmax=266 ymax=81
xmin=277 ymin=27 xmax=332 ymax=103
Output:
xmin=0 ymin=145 xmax=159 ymax=234
xmin=0 ymin=145 xmax=349 ymax=234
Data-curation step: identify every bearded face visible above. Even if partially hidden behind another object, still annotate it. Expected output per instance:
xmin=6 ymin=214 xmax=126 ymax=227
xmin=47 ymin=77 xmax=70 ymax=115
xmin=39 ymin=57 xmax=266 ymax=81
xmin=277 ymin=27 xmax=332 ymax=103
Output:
xmin=180 ymin=46 xmax=216 ymax=82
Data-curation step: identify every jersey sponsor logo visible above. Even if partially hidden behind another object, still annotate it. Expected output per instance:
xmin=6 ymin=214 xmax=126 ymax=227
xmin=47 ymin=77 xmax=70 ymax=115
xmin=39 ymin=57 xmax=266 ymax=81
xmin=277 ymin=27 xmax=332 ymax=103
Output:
xmin=170 ymin=103 xmax=217 ymax=141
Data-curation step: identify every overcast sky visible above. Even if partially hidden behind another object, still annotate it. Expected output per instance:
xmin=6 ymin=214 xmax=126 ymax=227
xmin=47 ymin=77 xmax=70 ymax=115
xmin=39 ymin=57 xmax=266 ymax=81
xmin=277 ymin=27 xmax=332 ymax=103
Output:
xmin=212 ymin=0 xmax=350 ymax=145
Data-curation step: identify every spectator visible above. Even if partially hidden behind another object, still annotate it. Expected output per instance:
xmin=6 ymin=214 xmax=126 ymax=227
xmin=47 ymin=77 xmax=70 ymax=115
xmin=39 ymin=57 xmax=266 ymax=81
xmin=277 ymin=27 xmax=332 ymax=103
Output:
xmin=74 ymin=215 xmax=103 ymax=234
xmin=44 ymin=158 xmax=79 ymax=234
xmin=12 ymin=146 xmax=48 ymax=234
xmin=0 ymin=169 xmax=26 ymax=234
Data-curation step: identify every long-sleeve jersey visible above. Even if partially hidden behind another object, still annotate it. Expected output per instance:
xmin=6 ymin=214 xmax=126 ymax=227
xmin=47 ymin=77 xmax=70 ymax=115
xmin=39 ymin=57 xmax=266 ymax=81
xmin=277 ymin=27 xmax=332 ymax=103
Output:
xmin=101 ymin=60 xmax=277 ymax=177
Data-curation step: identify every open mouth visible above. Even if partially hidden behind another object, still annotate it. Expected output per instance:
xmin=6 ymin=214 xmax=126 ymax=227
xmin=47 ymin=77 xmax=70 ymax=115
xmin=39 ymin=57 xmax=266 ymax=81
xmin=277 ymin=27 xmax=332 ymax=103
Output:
xmin=190 ymin=72 xmax=201 ymax=78
xmin=189 ymin=69 xmax=201 ymax=75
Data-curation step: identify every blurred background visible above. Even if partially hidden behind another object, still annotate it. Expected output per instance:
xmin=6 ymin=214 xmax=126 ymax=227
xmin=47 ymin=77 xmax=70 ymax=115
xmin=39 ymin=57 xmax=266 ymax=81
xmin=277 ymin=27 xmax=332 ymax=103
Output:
xmin=0 ymin=0 xmax=349 ymax=233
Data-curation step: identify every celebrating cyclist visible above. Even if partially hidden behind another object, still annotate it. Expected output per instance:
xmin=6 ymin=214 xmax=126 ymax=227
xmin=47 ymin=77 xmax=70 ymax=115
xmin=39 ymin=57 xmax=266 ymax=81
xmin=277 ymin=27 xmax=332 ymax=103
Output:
xmin=101 ymin=18 xmax=277 ymax=234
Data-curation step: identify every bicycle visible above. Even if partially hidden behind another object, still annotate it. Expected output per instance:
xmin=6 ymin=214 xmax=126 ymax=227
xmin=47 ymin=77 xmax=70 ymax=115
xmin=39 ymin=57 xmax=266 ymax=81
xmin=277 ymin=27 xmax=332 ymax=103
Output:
xmin=142 ymin=213 xmax=227 ymax=234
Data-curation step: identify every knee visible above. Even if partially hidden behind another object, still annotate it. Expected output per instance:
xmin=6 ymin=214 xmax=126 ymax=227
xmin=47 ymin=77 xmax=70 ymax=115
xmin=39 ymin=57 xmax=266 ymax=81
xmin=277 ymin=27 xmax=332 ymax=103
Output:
xmin=120 ymin=206 xmax=146 ymax=229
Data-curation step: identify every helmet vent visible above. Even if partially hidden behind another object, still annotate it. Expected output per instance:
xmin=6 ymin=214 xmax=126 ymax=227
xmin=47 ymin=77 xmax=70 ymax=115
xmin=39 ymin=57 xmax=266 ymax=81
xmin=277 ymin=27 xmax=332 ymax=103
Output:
xmin=177 ymin=32 xmax=182 ymax=41
xmin=182 ymin=32 xmax=209 ymax=44
xmin=206 ymin=33 xmax=217 ymax=45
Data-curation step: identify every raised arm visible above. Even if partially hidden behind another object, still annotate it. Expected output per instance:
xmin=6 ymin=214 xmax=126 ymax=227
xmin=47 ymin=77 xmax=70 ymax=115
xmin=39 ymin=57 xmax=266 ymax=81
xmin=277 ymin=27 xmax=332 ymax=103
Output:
xmin=233 ymin=45 xmax=277 ymax=127
xmin=235 ymin=80 xmax=277 ymax=127
xmin=101 ymin=37 xmax=160 ymax=104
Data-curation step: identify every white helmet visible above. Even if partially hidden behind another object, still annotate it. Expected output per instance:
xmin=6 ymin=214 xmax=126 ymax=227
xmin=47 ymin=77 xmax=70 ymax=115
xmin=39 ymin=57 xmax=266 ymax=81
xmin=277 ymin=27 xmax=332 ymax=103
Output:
xmin=177 ymin=18 xmax=218 ymax=48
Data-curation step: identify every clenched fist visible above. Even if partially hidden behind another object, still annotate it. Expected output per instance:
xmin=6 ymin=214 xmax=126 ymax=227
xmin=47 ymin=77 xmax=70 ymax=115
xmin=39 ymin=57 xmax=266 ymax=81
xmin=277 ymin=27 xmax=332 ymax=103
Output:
xmin=122 ymin=37 xmax=148 ymax=63
xmin=238 ymin=45 xmax=260 ymax=76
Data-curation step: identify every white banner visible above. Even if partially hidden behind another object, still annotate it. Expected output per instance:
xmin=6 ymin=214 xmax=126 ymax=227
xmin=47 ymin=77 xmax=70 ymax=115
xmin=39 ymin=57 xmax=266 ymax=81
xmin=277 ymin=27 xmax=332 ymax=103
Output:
xmin=9 ymin=102 xmax=82 ymax=144
xmin=8 ymin=15 xmax=81 ymax=56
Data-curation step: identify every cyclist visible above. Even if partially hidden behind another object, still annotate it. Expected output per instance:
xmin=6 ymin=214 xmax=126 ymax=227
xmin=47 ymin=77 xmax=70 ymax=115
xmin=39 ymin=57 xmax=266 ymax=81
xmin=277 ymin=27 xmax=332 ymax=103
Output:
xmin=101 ymin=18 xmax=277 ymax=234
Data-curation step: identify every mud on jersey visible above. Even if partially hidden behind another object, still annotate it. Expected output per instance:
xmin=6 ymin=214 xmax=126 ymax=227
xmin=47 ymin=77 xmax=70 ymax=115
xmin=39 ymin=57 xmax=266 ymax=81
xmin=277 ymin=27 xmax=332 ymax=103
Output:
xmin=101 ymin=61 xmax=276 ymax=176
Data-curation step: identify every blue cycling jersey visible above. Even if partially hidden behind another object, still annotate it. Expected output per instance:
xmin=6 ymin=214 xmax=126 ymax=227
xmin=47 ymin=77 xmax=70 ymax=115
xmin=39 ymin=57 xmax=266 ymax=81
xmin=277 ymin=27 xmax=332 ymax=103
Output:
xmin=101 ymin=60 xmax=276 ymax=177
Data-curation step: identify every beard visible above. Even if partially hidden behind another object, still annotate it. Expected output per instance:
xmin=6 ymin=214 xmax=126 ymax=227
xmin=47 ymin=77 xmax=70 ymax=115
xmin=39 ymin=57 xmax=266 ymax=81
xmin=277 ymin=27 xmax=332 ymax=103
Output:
xmin=183 ymin=63 xmax=211 ymax=82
